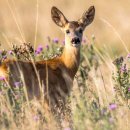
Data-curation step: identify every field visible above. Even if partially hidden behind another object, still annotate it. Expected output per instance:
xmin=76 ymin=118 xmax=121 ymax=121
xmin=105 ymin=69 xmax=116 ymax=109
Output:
xmin=0 ymin=0 xmax=130 ymax=130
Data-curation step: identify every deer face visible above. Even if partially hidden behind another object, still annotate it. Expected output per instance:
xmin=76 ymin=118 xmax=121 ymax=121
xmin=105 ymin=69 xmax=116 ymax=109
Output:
xmin=64 ymin=21 xmax=84 ymax=47
xmin=51 ymin=6 xmax=95 ymax=47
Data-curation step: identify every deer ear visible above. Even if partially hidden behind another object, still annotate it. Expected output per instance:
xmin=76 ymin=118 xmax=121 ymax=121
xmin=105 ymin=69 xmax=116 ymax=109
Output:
xmin=79 ymin=6 xmax=95 ymax=29
xmin=51 ymin=6 xmax=68 ymax=27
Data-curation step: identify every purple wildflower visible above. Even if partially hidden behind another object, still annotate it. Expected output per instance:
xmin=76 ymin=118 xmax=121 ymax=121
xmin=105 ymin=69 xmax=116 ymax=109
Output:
xmin=46 ymin=44 xmax=49 ymax=50
xmin=128 ymin=87 xmax=130 ymax=92
xmin=53 ymin=38 xmax=59 ymax=44
xmin=35 ymin=45 xmax=43 ymax=54
xmin=35 ymin=50 xmax=40 ymax=55
xmin=14 ymin=82 xmax=21 ymax=87
xmin=127 ymin=53 xmax=130 ymax=58
xmin=0 ymin=76 xmax=6 ymax=81
xmin=37 ymin=45 xmax=43 ymax=52
xmin=120 ymin=64 xmax=127 ymax=72
xmin=3 ymin=55 xmax=7 ymax=60
xmin=33 ymin=115 xmax=40 ymax=121
xmin=109 ymin=103 xmax=117 ymax=110
xmin=8 ymin=50 xmax=13 ymax=55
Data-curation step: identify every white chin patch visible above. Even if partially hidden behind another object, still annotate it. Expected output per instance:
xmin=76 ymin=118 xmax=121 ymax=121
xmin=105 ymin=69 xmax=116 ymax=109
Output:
xmin=72 ymin=43 xmax=80 ymax=47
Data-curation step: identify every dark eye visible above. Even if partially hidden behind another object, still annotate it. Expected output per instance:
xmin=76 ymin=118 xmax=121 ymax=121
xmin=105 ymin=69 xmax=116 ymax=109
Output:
xmin=66 ymin=30 xmax=70 ymax=34
xmin=79 ymin=28 xmax=83 ymax=33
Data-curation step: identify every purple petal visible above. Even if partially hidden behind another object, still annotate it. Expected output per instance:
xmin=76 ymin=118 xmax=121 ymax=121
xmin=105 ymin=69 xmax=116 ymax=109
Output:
xmin=35 ymin=50 xmax=40 ymax=55
xmin=127 ymin=53 xmax=130 ymax=58
xmin=14 ymin=82 xmax=21 ymax=87
xmin=0 ymin=76 xmax=6 ymax=81
xmin=120 ymin=64 xmax=127 ymax=72
xmin=37 ymin=45 xmax=43 ymax=51
xmin=53 ymin=38 xmax=59 ymax=44
xmin=8 ymin=50 xmax=13 ymax=55
xmin=109 ymin=103 xmax=117 ymax=110
xmin=3 ymin=55 xmax=7 ymax=60
xmin=46 ymin=44 xmax=49 ymax=49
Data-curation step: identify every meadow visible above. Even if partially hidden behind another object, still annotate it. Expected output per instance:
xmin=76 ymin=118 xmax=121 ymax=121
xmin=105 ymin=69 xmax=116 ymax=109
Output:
xmin=0 ymin=0 xmax=130 ymax=130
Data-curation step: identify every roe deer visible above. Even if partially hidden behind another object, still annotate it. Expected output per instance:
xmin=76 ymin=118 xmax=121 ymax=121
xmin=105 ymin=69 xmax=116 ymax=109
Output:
xmin=0 ymin=6 xmax=95 ymax=107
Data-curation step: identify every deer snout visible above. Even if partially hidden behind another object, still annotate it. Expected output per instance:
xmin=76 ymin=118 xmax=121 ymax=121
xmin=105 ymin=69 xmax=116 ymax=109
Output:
xmin=71 ymin=37 xmax=80 ymax=44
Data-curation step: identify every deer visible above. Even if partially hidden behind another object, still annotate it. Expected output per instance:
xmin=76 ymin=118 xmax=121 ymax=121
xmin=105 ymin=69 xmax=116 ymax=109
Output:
xmin=0 ymin=6 xmax=95 ymax=108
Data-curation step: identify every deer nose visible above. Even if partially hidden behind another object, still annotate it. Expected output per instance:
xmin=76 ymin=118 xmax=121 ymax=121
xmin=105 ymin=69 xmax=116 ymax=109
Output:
xmin=71 ymin=37 xmax=80 ymax=44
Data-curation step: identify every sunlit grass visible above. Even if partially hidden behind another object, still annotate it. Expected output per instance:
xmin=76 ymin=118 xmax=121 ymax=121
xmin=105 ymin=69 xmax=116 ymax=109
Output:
xmin=0 ymin=38 xmax=130 ymax=130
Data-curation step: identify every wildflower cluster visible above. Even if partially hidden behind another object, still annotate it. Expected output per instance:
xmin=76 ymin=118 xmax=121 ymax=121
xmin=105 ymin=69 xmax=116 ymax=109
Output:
xmin=113 ymin=56 xmax=130 ymax=101
xmin=11 ymin=43 xmax=34 ymax=61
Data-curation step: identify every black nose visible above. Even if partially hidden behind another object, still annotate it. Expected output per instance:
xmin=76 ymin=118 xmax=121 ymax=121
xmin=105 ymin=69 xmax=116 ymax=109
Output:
xmin=71 ymin=37 xmax=80 ymax=44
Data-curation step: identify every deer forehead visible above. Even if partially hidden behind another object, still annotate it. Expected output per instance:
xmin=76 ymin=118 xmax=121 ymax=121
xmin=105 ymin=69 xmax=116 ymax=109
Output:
xmin=64 ymin=21 xmax=81 ymax=30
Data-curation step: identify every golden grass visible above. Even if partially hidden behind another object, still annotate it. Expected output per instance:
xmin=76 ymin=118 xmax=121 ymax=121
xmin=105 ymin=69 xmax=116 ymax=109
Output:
xmin=0 ymin=0 xmax=130 ymax=51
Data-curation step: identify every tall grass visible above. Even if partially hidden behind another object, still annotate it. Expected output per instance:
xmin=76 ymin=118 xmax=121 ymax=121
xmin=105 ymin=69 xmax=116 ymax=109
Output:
xmin=0 ymin=38 xmax=130 ymax=130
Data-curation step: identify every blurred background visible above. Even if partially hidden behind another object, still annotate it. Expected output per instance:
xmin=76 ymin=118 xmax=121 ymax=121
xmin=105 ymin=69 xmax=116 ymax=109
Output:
xmin=0 ymin=0 xmax=130 ymax=54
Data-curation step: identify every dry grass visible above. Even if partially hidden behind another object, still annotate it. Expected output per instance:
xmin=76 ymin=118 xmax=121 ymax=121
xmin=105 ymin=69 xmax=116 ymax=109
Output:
xmin=0 ymin=0 xmax=130 ymax=51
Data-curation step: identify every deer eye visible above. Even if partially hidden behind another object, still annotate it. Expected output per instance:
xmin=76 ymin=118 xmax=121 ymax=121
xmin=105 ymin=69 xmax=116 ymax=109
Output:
xmin=66 ymin=29 xmax=70 ymax=34
xmin=79 ymin=28 xmax=83 ymax=34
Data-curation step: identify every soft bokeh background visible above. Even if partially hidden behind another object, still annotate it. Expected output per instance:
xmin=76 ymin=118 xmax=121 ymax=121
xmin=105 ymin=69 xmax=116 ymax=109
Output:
xmin=0 ymin=0 xmax=130 ymax=53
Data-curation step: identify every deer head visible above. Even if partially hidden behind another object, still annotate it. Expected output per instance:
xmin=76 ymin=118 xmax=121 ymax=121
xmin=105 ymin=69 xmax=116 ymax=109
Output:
xmin=51 ymin=6 xmax=95 ymax=47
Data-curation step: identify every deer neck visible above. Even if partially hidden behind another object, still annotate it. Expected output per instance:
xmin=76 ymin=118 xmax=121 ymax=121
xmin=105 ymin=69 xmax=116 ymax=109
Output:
xmin=61 ymin=40 xmax=80 ymax=77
